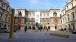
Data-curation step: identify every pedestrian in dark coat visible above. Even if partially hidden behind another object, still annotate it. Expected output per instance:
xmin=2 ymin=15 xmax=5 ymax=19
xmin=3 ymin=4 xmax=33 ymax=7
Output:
xmin=40 ymin=26 xmax=43 ymax=31
xmin=24 ymin=26 xmax=27 ymax=32
xmin=48 ymin=26 xmax=50 ymax=30
xmin=47 ymin=28 xmax=48 ymax=31
xmin=33 ymin=26 xmax=35 ymax=30
xmin=38 ymin=26 xmax=41 ymax=32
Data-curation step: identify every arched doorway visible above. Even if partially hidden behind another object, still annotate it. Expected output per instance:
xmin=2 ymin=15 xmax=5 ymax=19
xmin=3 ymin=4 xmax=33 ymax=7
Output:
xmin=55 ymin=26 xmax=57 ymax=29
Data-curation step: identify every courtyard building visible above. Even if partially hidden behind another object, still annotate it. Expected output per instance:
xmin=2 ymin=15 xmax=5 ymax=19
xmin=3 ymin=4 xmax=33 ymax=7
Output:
xmin=0 ymin=0 xmax=11 ymax=30
xmin=0 ymin=0 xmax=76 ymax=32
xmin=61 ymin=0 xmax=76 ymax=32
xmin=14 ymin=8 xmax=61 ymax=31
xmin=14 ymin=0 xmax=76 ymax=32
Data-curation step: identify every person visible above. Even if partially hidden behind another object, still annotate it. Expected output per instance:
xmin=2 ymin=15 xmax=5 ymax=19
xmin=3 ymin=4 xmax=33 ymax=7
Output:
xmin=41 ymin=26 xmax=43 ymax=31
xmin=64 ymin=28 xmax=66 ymax=31
xmin=24 ymin=26 xmax=27 ymax=32
xmin=69 ymin=28 xmax=71 ymax=32
xmin=47 ymin=28 xmax=48 ymax=31
xmin=38 ymin=26 xmax=40 ymax=31
xmin=33 ymin=26 xmax=35 ymax=30
xmin=40 ymin=26 xmax=42 ymax=32
xmin=48 ymin=26 xmax=50 ymax=30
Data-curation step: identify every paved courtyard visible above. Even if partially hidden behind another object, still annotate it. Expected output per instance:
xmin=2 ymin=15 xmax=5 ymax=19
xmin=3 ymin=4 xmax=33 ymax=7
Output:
xmin=0 ymin=29 xmax=76 ymax=42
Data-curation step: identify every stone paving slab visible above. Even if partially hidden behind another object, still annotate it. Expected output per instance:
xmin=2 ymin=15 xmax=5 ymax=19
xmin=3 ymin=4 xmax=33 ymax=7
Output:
xmin=0 ymin=38 xmax=76 ymax=42
xmin=0 ymin=30 xmax=76 ymax=42
xmin=48 ymin=31 xmax=76 ymax=39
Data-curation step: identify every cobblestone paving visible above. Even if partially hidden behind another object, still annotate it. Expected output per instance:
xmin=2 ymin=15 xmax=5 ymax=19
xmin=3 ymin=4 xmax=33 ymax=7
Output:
xmin=0 ymin=29 xmax=76 ymax=42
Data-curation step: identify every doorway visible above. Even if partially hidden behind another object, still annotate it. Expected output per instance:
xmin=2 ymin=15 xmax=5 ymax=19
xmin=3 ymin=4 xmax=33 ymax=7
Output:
xmin=55 ymin=26 xmax=57 ymax=29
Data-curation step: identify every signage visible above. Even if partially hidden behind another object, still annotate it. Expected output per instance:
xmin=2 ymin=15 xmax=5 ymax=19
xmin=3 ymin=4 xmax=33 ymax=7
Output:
xmin=35 ymin=12 xmax=40 ymax=23
xmin=53 ymin=17 xmax=58 ymax=25
xmin=18 ymin=12 xmax=22 ymax=25
xmin=18 ymin=17 xmax=22 ymax=25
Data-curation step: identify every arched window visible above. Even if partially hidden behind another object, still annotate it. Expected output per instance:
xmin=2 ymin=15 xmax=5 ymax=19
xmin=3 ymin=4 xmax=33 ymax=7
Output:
xmin=71 ymin=12 xmax=74 ymax=20
xmin=72 ymin=23 xmax=75 ymax=30
xmin=18 ymin=11 xmax=22 ymax=16
xmin=67 ymin=14 xmax=69 ymax=21
xmin=53 ymin=12 xmax=57 ymax=17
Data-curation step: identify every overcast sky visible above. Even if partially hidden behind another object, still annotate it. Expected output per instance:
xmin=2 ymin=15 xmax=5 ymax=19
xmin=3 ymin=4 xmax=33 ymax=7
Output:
xmin=8 ymin=0 xmax=67 ymax=9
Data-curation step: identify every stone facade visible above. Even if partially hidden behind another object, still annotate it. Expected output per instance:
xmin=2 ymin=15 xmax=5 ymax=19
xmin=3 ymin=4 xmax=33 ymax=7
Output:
xmin=14 ymin=8 xmax=27 ymax=31
xmin=15 ymin=8 xmax=61 ymax=31
xmin=61 ymin=0 xmax=76 ymax=32
xmin=0 ymin=0 xmax=11 ymax=30
xmin=0 ymin=0 xmax=76 ymax=32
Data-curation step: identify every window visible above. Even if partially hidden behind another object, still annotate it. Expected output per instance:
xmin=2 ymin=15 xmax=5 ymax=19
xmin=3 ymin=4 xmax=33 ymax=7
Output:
xmin=69 ymin=24 xmax=70 ymax=28
xmin=33 ymin=14 xmax=35 ymax=16
xmin=67 ymin=6 xmax=68 ymax=9
xmin=4 ymin=24 xmax=6 ymax=27
xmin=72 ymin=3 xmax=73 ymax=7
xmin=65 ymin=17 xmax=66 ymax=22
xmin=0 ymin=14 xmax=2 ymax=20
xmin=63 ymin=18 xmax=64 ymax=23
xmin=5 ymin=15 xmax=8 ymax=21
xmin=61 ymin=20 xmax=62 ymax=24
xmin=47 ymin=12 xmax=49 ymax=16
xmin=44 ymin=13 xmax=45 ymax=16
xmin=37 ymin=15 xmax=39 ymax=17
xmin=7 ymin=6 xmax=9 ymax=11
xmin=40 ymin=12 xmax=42 ymax=16
xmin=72 ymin=24 xmax=75 ymax=30
xmin=0 ymin=23 xmax=3 ymax=28
xmin=18 ymin=11 xmax=22 ymax=16
xmin=40 ymin=14 xmax=42 ymax=16
xmin=0 ymin=2 xmax=2 ymax=7
xmin=30 ymin=14 xmax=31 ymax=16
xmin=67 ymin=14 xmax=69 ymax=21
xmin=0 ymin=23 xmax=1 ymax=28
xmin=2 ymin=3 xmax=3 ymax=7
xmin=8 ymin=17 xmax=10 ymax=23
xmin=53 ymin=12 xmax=57 ymax=17
xmin=71 ymin=12 xmax=74 ymax=20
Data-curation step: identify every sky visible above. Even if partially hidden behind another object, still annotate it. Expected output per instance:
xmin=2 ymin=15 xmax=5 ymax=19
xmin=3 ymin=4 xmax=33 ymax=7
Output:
xmin=8 ymin=0 xmax=67 ymax=9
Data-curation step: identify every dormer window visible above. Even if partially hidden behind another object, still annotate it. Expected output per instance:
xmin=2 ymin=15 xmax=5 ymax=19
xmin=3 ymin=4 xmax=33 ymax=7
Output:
xmin=18 ymin=11 xmax=22 ymax=16
xmin=53 ymin=12 xmax=57 ymax=17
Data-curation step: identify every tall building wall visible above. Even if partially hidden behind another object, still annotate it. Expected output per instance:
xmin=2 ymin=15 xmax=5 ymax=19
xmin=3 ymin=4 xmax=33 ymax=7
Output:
xmin=0 ymin=0 xmax=11 ymax=29
xmin=61 ymin=0 xmax=76 ymax=32
xmin=15 ymin=8 xmax=61 ymax=31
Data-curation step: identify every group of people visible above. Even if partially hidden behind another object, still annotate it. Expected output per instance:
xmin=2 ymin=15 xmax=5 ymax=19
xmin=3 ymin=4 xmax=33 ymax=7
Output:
xmin=32 ymin=26 xmax=43 ymax=32
xmin=38 ymin=26 xmax=43 ymax=32
xmin=24 ymin=26 xmax=51 ymax=32
xmin=47 ymin=26 xmax=50 ymax=31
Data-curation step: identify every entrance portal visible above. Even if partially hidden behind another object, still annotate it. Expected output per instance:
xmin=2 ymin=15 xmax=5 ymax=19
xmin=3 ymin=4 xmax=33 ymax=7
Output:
xmin=55 ymin=26 xmax=57 ymax=29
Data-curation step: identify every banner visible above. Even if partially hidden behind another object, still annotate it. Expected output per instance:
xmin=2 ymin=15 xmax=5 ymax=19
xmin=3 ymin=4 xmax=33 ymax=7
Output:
xmin=18 ymin=12 xmax=22 ymax=25
xmin=35 ymin=12 xmax=40 ymax=23
xmin=53 ymin=17 xmax=58 ymax=25
xmin=18 ymin=17 xmax=22 ymax=25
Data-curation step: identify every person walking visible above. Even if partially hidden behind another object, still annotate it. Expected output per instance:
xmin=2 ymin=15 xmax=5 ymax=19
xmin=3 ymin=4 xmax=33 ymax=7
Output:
xmin=40 ymin=26 xmax=41 ymax=32
xmin=47 ymin=28 xmax=48 ymax=31
xmin=24 ymin=26 xmax=27 ymax=32
xmin=48 ymin=26 xmax=50 ymax=30
xmin=33 ymin=26 xmax=35 ymax=30
xmin=38 ymin=26 xmax=41 ymax=32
